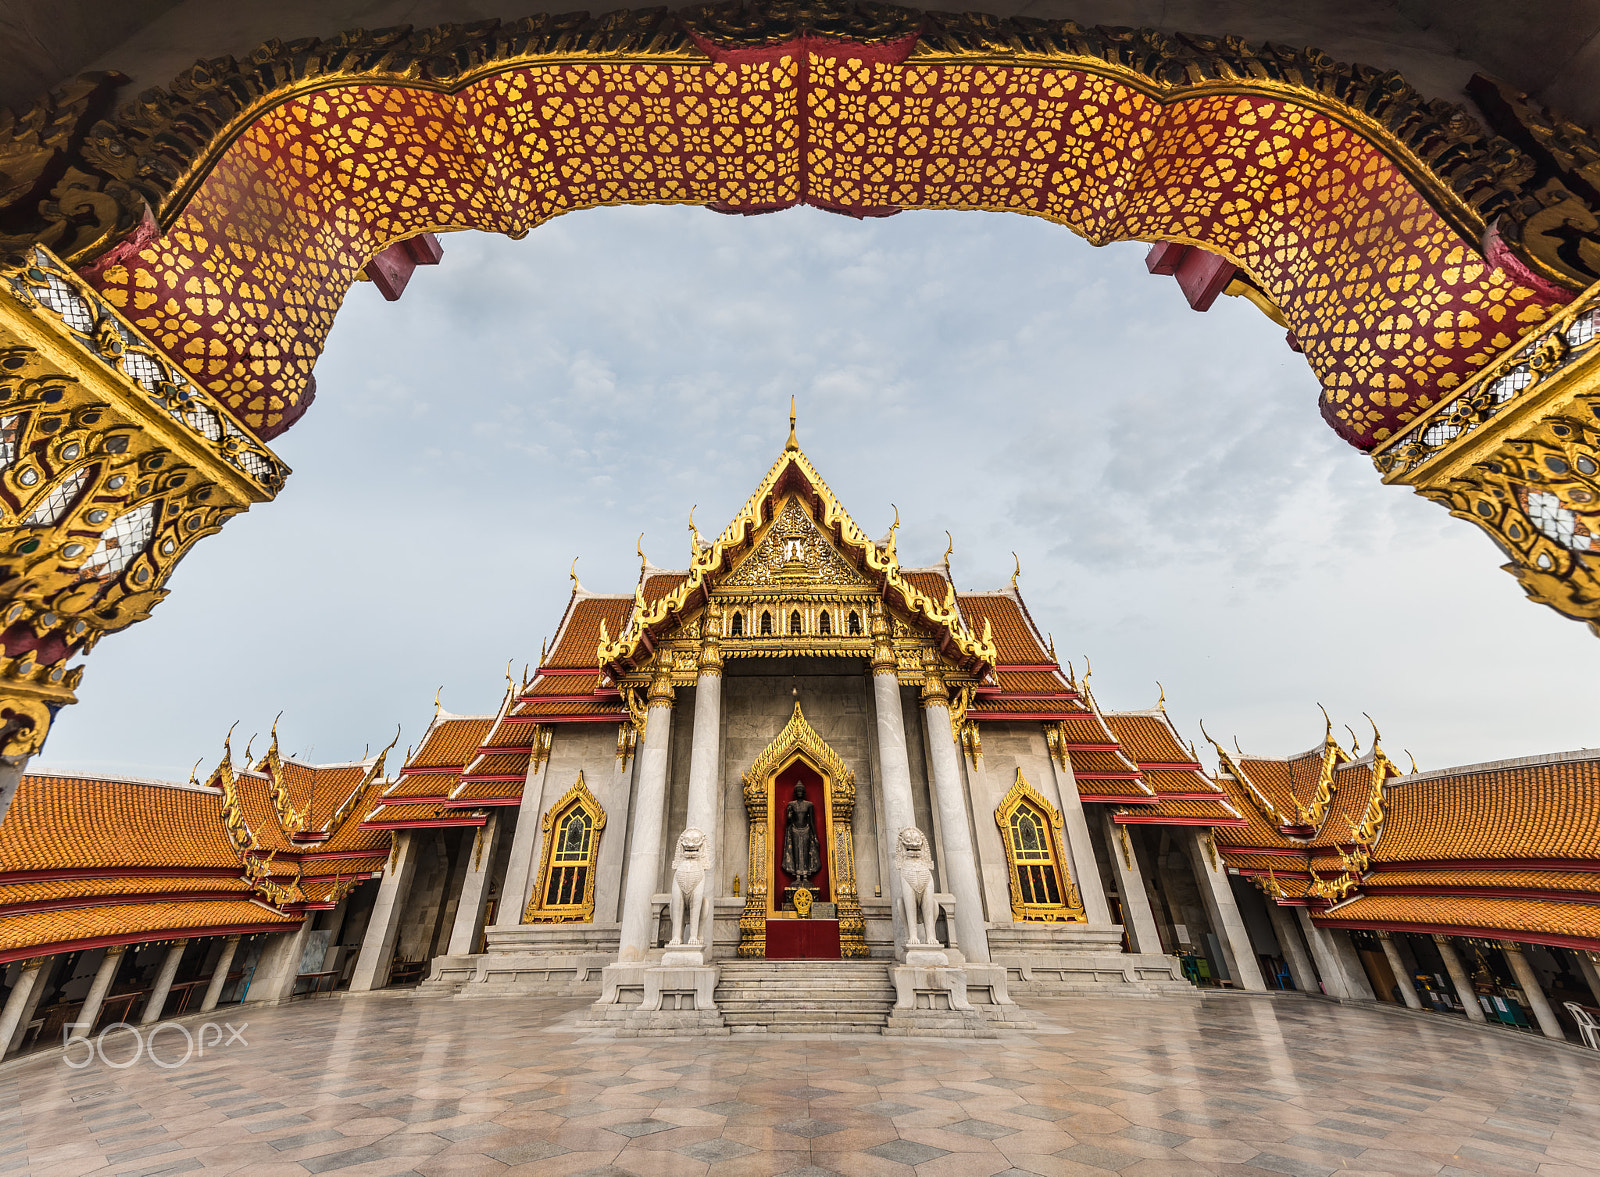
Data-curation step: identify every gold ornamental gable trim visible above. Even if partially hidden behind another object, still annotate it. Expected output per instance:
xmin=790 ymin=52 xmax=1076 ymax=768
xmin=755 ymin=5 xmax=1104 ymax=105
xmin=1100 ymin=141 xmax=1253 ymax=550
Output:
xmin=598 ymin=444 xmax=997 ymax=674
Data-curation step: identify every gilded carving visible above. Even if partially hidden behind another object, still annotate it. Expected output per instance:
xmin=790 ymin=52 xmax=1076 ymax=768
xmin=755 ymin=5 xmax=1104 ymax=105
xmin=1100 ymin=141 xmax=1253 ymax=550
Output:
xmin=994 ymin=769 xmax=1085 ymax=923
xmin=722 ymin=496 xmax=869 ymax=588
xmin=738 ymin=702 xmax=868 ymax=958
xmin=525 ymin=771 xmax=607 ymax=924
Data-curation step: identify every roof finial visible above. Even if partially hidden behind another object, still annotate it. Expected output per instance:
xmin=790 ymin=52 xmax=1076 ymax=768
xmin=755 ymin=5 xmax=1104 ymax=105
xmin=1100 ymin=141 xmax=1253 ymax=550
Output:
xmin=1082 ymin=655 xmax=1092 ymax=681
xmin=1364 ymin=712 xmax=1382 ymax=749
xmin=1317 ymin=702 xmax=1333 ymax=741
xmin=569 ymin=557 xmax=582 ymax=593
xmin=1155 ymin=681 xmax=1166 ymax=711
xmin=1234 ymin=735 xmax=1245 ymax=756
xmin=943 ymin=530 xmax=954 ymax=572
xmin=689 ymin=505 xmax=704 ymax=555
xmin=1404 ymin=748 xmax=1418 ymax=774
xmin=433 ymin=686 xmax=443 ymax=717
xmin=1010 ymin=553 xmax=1020 ymax=591
xmin=786 ymin=396 xmax=798 ymax=452
xmin=1047 ymin=632 xmax=1058 ymax=665
xmin=188 ymin=757 xmax=203 ymax=786
xmin=505 ymin=659 xmax=515 ymax=698
xmin=1344 ymin=723 xmax=1361 ymax=754
xmin=637 ymin=533 xmax=647 ymax=573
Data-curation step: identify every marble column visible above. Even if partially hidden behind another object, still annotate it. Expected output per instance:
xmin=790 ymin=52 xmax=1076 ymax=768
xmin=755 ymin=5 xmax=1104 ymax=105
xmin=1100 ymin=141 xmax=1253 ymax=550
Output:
xmin=617 ymin=667 xmax=676 ymax=963
xmin=1376 ymin=931 xmax=1421 ymax=1008
xmin=74 ymin=945 xmax=126 ymax=1037
xmin=1433 ymin=935 xmax=1486 ymax=1023
xmin=869 ymin=603 xmax=915 ymax=952
xmin=251 ymin=921 xmax=314 ymax=1004
xmin=1097 ymin=810 xmax=1162 ymax=953
xmin=675 ymin=613 xmax=723 ymax=956
xmin=1295 ymin=912 xmax=1374 ymax=1001
xmin=920 ymin=673 xmax=989 ymax=963
xmin=445 ymin=812 xmax=502 ymax=956
xmin=0 ymin=754 xmax=26 ymax=828
xmin=1263 ymin=899 xmax=1318 ymax=993
xmin=0 ymin=958 xmax=46 ymax=1055
xmin=494 ymin=732 xmax=553 ymax=928
xmin=1577 ymin=951 xmax=1600 ymax=1007
xmin=139 ymin=942 xmax=186 ymax=1024
xmin=1044 ymin=745 xmax=1113 ymax=926
xmin=350 ymin=831 xmax=421 ymax=991
xmin=1501 ymin=941 xmax=1564 ymax=1040
xmin=1182 ymin=829 xmax=1266 ymax=990
xmin=200 ymin=936 xmax=241 ymax=1012
xmin=5 ymin=956 xmax=54 ymax=1056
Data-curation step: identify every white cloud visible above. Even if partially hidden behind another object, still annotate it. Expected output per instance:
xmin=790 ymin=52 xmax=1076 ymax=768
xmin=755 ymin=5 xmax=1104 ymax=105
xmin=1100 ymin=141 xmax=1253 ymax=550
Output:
xmin=34 ymin=204 xmax=1600 ymax=780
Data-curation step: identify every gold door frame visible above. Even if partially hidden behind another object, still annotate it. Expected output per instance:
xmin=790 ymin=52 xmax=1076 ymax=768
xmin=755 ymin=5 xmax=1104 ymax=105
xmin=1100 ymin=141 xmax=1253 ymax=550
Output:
xmin=738 ymin=702 xmax=867 ymax=958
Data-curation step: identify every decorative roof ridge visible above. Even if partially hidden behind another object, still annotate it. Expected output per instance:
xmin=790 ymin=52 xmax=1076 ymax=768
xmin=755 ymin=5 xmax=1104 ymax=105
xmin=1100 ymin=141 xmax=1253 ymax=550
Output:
xmin=1103 ymin=706 xmax=1167 ymax=718
xmin=955 ymin=589 xmax=1021 ymax=597
xmin=280 ymin=757 xmax=382 ymax=771
xmin=1390 ymin=746 xmax=1600 ymax=786
xmin=23 ymin=769 xmax=220 ymax=795
xmin=598 ymin=441 xmax=997 ymax=672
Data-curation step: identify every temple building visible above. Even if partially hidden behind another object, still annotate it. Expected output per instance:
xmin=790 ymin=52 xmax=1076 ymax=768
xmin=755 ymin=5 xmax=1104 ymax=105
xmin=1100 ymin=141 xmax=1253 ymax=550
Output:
xmin=3 ymin=425 xmax=1600 ymax=1046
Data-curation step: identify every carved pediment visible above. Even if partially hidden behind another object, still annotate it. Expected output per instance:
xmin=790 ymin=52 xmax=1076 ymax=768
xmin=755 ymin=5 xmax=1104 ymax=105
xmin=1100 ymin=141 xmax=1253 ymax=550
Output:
xmin=721 ymin=495 xmax=872 ymax=589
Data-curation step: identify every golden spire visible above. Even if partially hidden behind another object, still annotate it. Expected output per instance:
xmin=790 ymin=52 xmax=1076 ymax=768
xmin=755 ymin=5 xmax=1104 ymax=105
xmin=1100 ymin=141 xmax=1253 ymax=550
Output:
xmin=1405 ymin=749 xmax=1418 ymax=774
xmin=188 ymin=757 xmax=202 ymax=787
xmin=1046 ymin=633 xmax=1058 ymax=665
xmin=432 ymin=686 xmax=442 ymax=717
xmin=1345 ymin=724 xmax=1360 ymax=754
xmin=689 ymin=504 xmax=704 ymax=554
xmin=1364 ymin=712 xmax=1382 ymax=749
xmin=943 ymin=531 xmax=954 ymax=573
xmin=1155 ymin=681 xmax=1166 ymax=711
xmin=786 ymin=396 xmax=798 ymax=452
xmin=1010 ymin=553 xmax=1020 ymax=591
xmin=637 ymin=533 xmax=647 ymax=573
xmin=569 ymin=557 xmax=582 ymax=594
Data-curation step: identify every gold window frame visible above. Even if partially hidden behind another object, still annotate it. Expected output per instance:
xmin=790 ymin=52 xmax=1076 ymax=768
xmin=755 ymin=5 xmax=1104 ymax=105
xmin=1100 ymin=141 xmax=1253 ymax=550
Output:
xmin=995 ymin=769 xmax=1086 ymax=923
xmin=524 ymin=771 xmax=606 ymax=924
xmin=737 ymin=702 xmax=868 ymax=958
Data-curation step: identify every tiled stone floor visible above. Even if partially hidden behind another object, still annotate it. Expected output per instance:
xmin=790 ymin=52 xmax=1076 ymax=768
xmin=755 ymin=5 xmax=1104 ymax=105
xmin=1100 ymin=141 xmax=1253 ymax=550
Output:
xmin=2 ymin=992 xmax=1598 ymax=1177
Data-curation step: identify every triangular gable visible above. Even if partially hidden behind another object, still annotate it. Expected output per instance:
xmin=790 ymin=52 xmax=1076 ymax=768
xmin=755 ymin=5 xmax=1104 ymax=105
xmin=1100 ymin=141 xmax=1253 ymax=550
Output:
xmin=722 ymin=494 xmax=875 ymax=589
xmin=598 ymin=441 xmax=996 ymax=675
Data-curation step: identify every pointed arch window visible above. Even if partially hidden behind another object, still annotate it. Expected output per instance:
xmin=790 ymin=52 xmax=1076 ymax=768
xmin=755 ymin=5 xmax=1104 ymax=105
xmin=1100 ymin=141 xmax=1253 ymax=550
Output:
xmin=789 ymin=609 xmax=803 ymax=634
xmin=995 ymin=770 xmax=1084 ymax=923
xmin=729 ymin=611 xmax=744 ymax=637
xmin=526 ymin=772 xmax=606 ymax=923
xmin=760 ymin=610 xmax=773 ymax=635
xmin=818 ymin=610 xmax=831 ymax=635
xmin=847 ymin=610 xmax=862 ymax=636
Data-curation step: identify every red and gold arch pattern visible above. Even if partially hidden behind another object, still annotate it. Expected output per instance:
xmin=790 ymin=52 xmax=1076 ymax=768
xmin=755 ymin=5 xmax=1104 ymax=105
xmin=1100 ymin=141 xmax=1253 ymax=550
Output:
xmin=84 ymin=25 xmax=1566 ymax=448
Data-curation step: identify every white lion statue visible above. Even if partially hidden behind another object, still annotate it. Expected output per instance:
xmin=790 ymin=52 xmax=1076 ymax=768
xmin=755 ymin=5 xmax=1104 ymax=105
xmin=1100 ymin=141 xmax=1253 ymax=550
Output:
xmin=667 ymin=826 xmax=709 ymax=947
xmin=894 ymin=826 xmax=940 ymax=947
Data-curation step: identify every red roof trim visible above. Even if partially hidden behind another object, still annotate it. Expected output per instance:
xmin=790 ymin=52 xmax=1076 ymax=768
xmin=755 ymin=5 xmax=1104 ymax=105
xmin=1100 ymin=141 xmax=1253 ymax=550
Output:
xmin=507 ymin=713 xmax=627 ymax=725
xmin=1362 ymin=884 xmax=1600 ymax=903
xmin=1138 ymin=761 xmax=1205 ymax=772
xmin=1216 ymin=846 xmax=1310 ymax=858
xmin=377 ymin=793 xmax=453 ymax=805
xmin=0 ymin=866 xmax=240 ymax=884
xmin=1072 ymin=771 xmax=1143 ymax=781
xmin=1113 ymin=813 xmax=1250 ymax=827
xmin=1367 ymin=858 xmax=1600 ymax=872
xmin=995 ymin=664 xmax=1064 ymax=673
xmin=0 ymin=919 xmax=301 ymax=967
xmin=1079 ymin=794 xmax=1160 ymax=805
xmin=444 ymin=794 xmax=522 ymax=806
xmin=399 ymin=767 xmax=461 ymax=777
xmin=359 ymin=815 xmax=489 ymax=830
xmin=0 ymin=890 xmax=252 ymax=917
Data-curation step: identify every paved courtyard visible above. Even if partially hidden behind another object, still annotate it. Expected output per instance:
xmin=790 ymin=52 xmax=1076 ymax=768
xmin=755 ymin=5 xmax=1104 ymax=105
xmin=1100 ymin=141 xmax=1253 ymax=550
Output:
xmin=3 ymin=992 xmax=1598 ymax=1177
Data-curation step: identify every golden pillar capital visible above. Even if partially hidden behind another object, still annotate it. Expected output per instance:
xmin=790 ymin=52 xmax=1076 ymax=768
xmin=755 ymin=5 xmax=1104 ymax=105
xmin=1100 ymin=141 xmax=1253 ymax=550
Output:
xmin=647 ymin=664 xmax=676 ymax=708
xmin=920 ymin=669 xmax=949 ymax=707
xmin=698 ymin=604 xmax=723 ymax=676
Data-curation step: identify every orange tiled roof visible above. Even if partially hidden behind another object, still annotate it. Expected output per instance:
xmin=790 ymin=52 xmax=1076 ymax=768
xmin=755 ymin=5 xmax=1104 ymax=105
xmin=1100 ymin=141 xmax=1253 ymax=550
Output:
xmin=1376 ymin=753 xmax=1600 ymax=862
xmin=642 ymin=570 xmax=689 ymax=606
xmin=1316 ymin=893 xmax=1600 ymax=942
xmin=0 ymin=876 xmax=252 ymax=906
xmin=994 ymin=670 xmax=1072 ymax=693
xmin=360 ymin=802 xmax=486 ymax=828
xmin=404 ymin=715 xmax=494 ymax=773
xmin=1103 ymin=713 xmax=1197 ymax=765
xmin=0 ymin=773 xmax=238 ymax=873
xmin=512 ymin=699 xmax=626 ymax=719
xmin=379 ymin=775 xmax=459 ymax=801
xmin=457 ymin=753 xmax=530 ymax=783
xmin=956 ymin=593 xmax=1049 ymax=664
xmin=524 ymin=674 xmax=601 ymax=697
xmin=0 ymin=899 xmax=298 ymax=959
xmin=1142 ymin=769 xmax=1221 ymax=795
xmin=448 ymin=779 xmax=525 ymax=805
xmin=1364 ymin=868 xmax=1600 ymax=893
xmin=547 ymin=595 xmax=633 ymax=669
xmin=903 ymin=570 xmax=953 ymax=605
xmin=1067 ymin=748 xmax=1142 ymax=778
xmin=1116 ymin=797 xmax=1246 ymax=824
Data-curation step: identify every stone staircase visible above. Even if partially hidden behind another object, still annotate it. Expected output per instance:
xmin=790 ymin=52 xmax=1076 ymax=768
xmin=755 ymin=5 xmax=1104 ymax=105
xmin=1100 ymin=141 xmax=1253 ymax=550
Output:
xmin=714 ymin=960 xmax=897 ymax=1034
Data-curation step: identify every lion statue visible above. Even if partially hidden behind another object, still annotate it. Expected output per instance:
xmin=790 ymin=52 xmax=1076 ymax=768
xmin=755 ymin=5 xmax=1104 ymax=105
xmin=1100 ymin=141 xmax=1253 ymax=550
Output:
xmin=894 ymin=826 xmax=940 ymax=947
xmin=667 ymin=826 xmax=709 ymax=947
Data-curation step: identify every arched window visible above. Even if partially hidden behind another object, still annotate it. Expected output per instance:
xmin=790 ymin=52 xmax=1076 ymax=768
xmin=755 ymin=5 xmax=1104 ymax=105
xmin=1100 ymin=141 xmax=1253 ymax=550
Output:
xmin=789 ymin=609 xmax=803 ymax=634
xmin=847 ymin=610 xmax=862 ymax=636
xmin=995 ymin=771 xmax=1083 ymax=923
xmin=818 ymin=611 xmax=831 ymax=635
xmin=729 ymin=611 xmax=743 ymax=637
xmin=527 ymin=772 xmax=606 ymax=923
xmin=760 ymin=610 xmax=773 ymax=635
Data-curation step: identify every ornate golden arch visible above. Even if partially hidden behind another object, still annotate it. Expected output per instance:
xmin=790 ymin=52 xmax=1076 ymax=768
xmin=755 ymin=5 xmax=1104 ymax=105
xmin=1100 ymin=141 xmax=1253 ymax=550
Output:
xmin=995 ymin=769 xmax=1085 ymax=923
xmin=525 ymin=770 xmax=606 ymax=923
xmin=738 ymin=702 xmax=867 ymax=958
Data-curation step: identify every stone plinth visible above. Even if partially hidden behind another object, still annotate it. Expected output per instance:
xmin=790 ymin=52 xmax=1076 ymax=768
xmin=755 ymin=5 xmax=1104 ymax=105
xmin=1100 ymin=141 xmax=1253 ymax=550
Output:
xmin=885 ymin=963 xmax=995 ymax=1038
xmin=456 ymin=924 xmax=619 ymax=997
xmin=988 ymin=924 xmax=1194 ymax=997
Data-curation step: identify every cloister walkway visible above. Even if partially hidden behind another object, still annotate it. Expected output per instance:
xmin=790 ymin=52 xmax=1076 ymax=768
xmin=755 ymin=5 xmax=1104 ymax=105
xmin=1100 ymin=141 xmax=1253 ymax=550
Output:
xmin=3 ymin=992 xmax=1597 ymax=1176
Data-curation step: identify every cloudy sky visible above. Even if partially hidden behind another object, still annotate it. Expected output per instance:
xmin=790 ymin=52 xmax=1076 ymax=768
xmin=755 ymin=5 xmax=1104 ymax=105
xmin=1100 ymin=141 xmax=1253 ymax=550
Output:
xmin=35 ymin=204 xmax=1599 ymax=780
